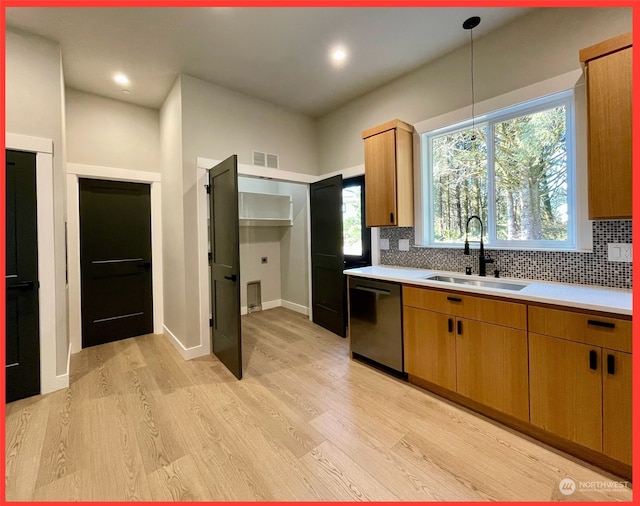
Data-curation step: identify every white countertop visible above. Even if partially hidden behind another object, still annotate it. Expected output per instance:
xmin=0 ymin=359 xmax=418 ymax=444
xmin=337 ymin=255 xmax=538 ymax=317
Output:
xmin=344 ymin=265 xmax=632 ymax=316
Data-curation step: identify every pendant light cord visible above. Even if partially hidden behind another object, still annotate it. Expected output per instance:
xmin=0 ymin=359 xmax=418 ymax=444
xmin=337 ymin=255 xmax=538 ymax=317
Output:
xmin=463 ymin=16 xmax=480 ymax=141
xmin=470 ymin=26 xmax=475 ymax=136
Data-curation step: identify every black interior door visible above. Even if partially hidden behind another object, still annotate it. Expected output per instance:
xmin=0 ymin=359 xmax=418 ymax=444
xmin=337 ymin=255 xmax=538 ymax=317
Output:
xmin=5 ymin=150 xmax=40 ymax=403
xmin=310 ymin=175 xmax=346 ymax=337
xmin=79 ymin=178 xmax=153 ymax=348
xmin=208 ymin=155 xmax=242 ymax=380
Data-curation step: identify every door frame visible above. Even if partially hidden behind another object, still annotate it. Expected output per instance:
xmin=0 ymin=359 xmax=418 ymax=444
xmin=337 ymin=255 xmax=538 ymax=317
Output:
xmin=66 ymin=163 xmax=163 ymax=354
xmin=195 ymin=157 xmax=379 ymax=344
xmin=5 ymin=133 xmax=62 ymax=394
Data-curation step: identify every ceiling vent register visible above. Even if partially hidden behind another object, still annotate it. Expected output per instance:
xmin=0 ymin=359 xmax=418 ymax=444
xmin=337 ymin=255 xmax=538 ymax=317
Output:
xmin=252 ymin=150 xmax=279 ymax=169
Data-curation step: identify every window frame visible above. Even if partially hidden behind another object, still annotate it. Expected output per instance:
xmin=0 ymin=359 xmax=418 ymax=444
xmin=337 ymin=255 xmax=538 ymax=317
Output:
xmin=342 ymin=175 xmax=372 ymax=268
xmin=421 ymin=89 xmax=577 ymax=251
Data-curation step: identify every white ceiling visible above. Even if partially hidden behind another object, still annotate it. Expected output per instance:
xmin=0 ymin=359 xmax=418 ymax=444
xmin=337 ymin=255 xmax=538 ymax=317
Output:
xmin=6 ymin=7 xmax=530 ymax=117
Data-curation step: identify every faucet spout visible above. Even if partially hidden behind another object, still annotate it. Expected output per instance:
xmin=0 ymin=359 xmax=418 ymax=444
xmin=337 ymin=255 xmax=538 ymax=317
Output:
xmin=464 ymin=215 xmax=493 ymax=276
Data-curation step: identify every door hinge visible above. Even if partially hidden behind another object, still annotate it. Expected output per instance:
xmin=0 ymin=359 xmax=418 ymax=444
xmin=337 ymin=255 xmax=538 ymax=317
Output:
xmin=205 ymin=184 xmax=211 ymax=194
xmin=208 ymin=251 xmax=212 ymax=264
xmin=209 ymin=317 xmax=213 ymax=328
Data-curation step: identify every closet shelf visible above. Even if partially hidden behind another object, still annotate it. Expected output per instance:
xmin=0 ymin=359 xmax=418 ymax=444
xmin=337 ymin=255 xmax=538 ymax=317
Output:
xmin=239 ymin=218 xmax=292 ymax=227
xmin=238 ymin=191 xmax=292 ymax=227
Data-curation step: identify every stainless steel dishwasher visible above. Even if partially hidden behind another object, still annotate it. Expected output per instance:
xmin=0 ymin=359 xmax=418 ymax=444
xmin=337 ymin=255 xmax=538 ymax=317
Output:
xmin=348 ymin=277 xmax=403 ymax=373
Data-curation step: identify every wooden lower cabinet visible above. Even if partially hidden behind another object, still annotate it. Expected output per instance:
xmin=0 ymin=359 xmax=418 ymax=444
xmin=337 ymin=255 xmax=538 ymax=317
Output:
xmin=456 ymin=319 xmax=529 ymax=421
xmin=602 ymin=350 xmax=632 ymax=465
xmin=403 ymin=305 xmax=528 ymax=420
xmin=529 ymin=332 xmax=632 ymax=466
xmin=403 ymin=306 xmax=456 ymax=390
xmin=402 ymin=284 xmax=631 ymax=476
xmin=529 ymin=333 xmax=603 ymax=452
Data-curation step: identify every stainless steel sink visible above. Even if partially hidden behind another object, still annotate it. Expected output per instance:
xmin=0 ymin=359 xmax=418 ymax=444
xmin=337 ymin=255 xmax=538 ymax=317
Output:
xmin=424 ymin=274 xmax=529 ymax=291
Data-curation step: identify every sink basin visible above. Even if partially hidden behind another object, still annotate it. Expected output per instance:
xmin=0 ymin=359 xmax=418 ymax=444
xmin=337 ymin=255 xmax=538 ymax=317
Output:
xmin=424 ymin=275 xmax=529 ymax=291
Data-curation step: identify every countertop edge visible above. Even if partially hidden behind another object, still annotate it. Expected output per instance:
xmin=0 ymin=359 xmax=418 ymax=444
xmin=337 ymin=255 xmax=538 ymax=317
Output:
xmin=345 ymin=268 xmax=632 ymax=316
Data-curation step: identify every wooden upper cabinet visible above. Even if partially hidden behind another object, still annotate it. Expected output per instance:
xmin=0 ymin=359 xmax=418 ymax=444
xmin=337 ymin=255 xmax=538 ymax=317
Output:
xmin=580 ymin=33 xmax=632 ymax=219
xmin=362 ymin=119 xmax=414 ymax=227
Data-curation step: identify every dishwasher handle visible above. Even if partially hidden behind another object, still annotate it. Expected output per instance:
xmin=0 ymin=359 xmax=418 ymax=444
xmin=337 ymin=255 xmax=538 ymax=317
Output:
xmin=353 ymin=285 xmax=392 ymax=296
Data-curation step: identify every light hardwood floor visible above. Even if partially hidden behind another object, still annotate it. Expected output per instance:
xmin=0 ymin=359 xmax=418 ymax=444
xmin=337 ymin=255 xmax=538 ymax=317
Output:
xmin=5 ymin=307 xmax=632 ymax=501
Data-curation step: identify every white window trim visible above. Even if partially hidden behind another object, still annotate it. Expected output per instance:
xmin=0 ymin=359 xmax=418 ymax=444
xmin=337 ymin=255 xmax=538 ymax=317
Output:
xmin=413 ymin=69 xmax=592 ymax=252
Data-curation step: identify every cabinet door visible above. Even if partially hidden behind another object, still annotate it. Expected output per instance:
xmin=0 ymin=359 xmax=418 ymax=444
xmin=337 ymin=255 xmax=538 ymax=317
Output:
xmin=529 ymin=333 xmax=602 ymax=452
xmin=456 ymin=319 xmax=529 ymax=420
xmin=602 ymin=350 xmax=632 ymax=465
xmin=364 ymin=129 xmax=397 ymax=227
xmin=403 ymin=306 xmax=456 ymax=390
xmin=587 ymin=47 xmax=632 ymax=219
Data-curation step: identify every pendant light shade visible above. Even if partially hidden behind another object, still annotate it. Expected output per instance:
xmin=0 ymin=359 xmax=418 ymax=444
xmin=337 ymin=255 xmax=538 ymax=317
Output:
xmin=463 ymin=16 xmax=481 ymax=142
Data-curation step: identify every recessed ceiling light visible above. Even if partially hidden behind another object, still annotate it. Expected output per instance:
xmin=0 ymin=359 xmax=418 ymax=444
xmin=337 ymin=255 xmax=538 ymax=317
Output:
xmin=113 ymin=73 xmax=129 ymax=85
xmin=330 ymin=46 xmax=348 ymax=67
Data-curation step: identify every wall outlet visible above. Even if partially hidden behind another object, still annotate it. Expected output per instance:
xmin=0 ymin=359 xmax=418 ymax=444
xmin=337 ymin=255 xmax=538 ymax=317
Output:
xmin=399 ymin=239 xmax=410 ymax=251
xmin=379 ymin=238 xmax=389 ymax=250
xmin=607 ymin=243 xmax=632 ymax=262
xmin=261 ymin=256 xmax=268 ymax=264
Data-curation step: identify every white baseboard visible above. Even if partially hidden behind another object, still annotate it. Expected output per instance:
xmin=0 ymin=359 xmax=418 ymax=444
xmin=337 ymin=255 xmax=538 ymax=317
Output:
xmin=163 ymin=324 xmax=209 ymax=360
xmin=281 ymin=299 xmax=309 ymax=315
xmin=42 ymin=343 xmax=71 ymax=394
xmin=263 ymin=299 xmax=282 ymax=311
xmin=242 ymin=299 xmax=282 ymax=315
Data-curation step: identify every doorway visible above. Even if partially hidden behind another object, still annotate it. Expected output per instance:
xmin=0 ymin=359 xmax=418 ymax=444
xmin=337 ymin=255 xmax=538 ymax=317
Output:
xmin=5 ymin=150 xmax=40 ymax=402
xmin=79 ymin=178 xmax=153 ymax=348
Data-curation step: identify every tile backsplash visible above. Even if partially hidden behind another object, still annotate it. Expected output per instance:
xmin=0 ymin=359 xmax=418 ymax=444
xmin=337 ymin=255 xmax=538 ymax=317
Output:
xmin=379 ymin=221 xmax=632 ymax=289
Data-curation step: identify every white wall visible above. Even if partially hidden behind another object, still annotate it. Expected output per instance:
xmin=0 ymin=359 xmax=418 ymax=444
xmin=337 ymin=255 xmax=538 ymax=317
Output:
xmin=279 ymin=181 xmax=309 ymax=309
xmin=239 ymin=228 xmax=282 ymax=310
xmin=159 ymin=77 xmax=186 ymax=342
xmin=65 ymin=88 xmax=160 ymax=172
xmin=167 ymin=74 xmax=319 ymax=350
xmin=316 ymin=8 xmax=632 ymax=174
xmin=181 ymin=74 xmax=318 ymax=175
xmin=5 ymin=28 xmax=68 ymax=377
xmin=237 ymin=177 xmax=309 ymax=314
xmin=238 ymin=177 xmax=282 ymax=311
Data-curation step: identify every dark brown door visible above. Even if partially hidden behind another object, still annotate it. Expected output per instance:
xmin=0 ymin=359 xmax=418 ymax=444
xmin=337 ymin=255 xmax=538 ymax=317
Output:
xmin=79 ymin=178 xmax=153 ymax=348
xmin=208 ymin=156 xmax=242 ymax=379
xmin=310 ymin=175 xmax=346 ymax=337
xmin=5 ymin=150 xmax=40 ymax=402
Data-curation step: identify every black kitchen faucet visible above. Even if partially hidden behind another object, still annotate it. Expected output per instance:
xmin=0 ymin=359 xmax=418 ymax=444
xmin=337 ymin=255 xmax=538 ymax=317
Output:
xmin=464 ymin=215 xmax=494 ymax=276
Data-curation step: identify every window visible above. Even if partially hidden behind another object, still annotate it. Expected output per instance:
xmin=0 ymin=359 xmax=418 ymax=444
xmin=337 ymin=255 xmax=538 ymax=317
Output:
xmin=342 ymin=175 xmax=371 ymax=268
xmin=422 ymin=91 xmax=575 ymax=249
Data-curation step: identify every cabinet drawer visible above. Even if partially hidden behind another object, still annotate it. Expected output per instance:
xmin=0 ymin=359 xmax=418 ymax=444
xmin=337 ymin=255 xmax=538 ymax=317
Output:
xmin=403 ymin=286 xmax=526 ymax=330
xmin=528 ymin=306 xmax=631 ymax=353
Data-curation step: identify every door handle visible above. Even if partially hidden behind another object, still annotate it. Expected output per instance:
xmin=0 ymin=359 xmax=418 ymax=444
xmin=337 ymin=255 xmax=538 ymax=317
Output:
xmin=8 ymin=281 xmax=34 ymax=290
xmin=448 ymin=318 xmax=453 ymax=333
xmin=457 ymin=320 xmax=462 ymax=335
xmin=607 ymin=354 xmax=615 ymax=375
xmin=224 ymin=274 xmax=237 ymax=282
xmin=589 ymin=350 xmax=598 ymax=370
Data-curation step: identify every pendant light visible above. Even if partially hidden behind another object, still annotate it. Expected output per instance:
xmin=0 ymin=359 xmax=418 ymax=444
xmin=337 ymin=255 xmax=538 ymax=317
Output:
xmin=463 ymin=16 xmax=481 ymax=141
